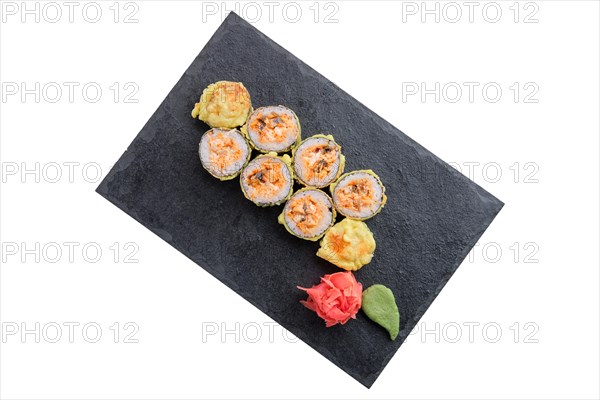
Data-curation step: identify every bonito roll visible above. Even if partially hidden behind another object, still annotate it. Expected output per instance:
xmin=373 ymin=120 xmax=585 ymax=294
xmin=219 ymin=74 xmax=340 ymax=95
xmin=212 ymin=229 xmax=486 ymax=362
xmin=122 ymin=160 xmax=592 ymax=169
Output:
xmin=331 ymin=170 xmax=387 ymax=220
xmin=199 ymin=128 xmax=251 ymax=180
xmin=242 ymin=106 xmax=301 ymax=153
xmin=191 ymin=81 xmax=252 ymax=129
xmin=293 ymin=134 xmax=345 ymax=188
xmin=278 ymin=188 xmax=336 ymax=241
xmin=240 ymin=153 xmax=294 ymax=206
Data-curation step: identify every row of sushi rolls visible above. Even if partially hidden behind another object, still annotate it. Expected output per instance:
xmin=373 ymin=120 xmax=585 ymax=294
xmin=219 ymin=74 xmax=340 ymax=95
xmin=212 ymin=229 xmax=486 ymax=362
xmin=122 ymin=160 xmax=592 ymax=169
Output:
xmin=192 ymin=81 xmax=399 ymax=339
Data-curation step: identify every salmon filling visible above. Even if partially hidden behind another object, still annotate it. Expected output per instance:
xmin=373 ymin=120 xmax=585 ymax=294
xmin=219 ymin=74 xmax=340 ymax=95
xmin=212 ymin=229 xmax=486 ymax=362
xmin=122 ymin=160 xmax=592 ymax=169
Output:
xmin=301 ymin=143 xmax=338 ymax=182
xmin=249 ymin=111 xmax=298 ymax=145
xmin=336 ymin=178 xmax=376 ymax=212
xmin=286 ymin=195 xmax=323 ymax=235
xmin=293 ymin=135 xmax=344 ymax=188
xmin=241 ymin=154 xmax=293 ymax=206
xmin=279 ymin=188 xmax=335 ymax=240
xmin=246 ymin=161 xmax=286 ymax=196
xmin=244 ymin=106 xmax=300 ymax=153
xmin=199 ymin=128 xmax=250 ymax=180
xmin=207 ymin=132 xmax=243 ymax=171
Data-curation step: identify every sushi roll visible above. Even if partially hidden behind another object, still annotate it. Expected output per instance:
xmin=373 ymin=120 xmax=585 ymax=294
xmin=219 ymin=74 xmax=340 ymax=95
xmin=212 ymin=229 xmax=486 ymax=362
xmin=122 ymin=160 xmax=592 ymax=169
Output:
xmin=241 ymin=106 xmax=301 ymax=153
xmin=191 ymin=81 xmax=252 ymax=129
xmin=330 ymin=170 xmax=387 ymax=220
xmin=293 ymin=134 xmax=345 ymax=188
xmin=199 ymin=128 xmax=251 ymax=180
xmin=278 ymin=188 xmax=336 ymax=241
xmin=240 ymin=153 xmax=294 ymax=206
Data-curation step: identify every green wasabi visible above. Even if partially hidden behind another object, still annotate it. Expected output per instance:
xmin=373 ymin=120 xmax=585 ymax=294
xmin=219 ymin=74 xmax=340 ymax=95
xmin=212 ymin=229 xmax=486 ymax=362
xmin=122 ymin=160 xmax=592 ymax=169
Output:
xmin=362 ymin=284 xmax=400 ymax=340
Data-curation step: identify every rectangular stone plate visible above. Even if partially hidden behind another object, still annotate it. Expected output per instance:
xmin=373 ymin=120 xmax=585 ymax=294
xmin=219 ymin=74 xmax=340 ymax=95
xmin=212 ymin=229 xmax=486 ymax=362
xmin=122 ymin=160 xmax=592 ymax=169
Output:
xmin=96 ymin=12 xmax=503 ymax=388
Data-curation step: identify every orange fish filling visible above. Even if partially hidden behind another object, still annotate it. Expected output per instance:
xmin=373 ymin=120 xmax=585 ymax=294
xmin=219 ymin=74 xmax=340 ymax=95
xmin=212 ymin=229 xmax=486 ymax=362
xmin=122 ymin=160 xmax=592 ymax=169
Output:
xmin=250 ymin=112 xmax=297 ymax=144
xmin=301 ymin=143 xmax=338 ymax=182
xmin=336 ymin=178 xmax=376 ymax=212
xmin=246 ymin=160 xmax=286 ymax=196
xmin=207 ymin=132 xmax=243 ymax=172
xmin=286 ymin=195 xmax=323 ymax=234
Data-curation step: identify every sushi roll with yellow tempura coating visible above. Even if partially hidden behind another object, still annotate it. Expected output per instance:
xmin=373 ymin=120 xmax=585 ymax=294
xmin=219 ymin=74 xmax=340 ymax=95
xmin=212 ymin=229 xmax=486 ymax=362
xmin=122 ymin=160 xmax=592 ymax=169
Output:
xmin=240 ymin=153 xmax=294 ymax=207
xmin=293 ymin=134 xmax=345 ymax=188
xmin=199 ymin=128 xmax=251 ymax=180
xmin=241 ymin=106 xmax=301 ymax=153
xmin=330 ymin=170 xmax=387 ymax=221
xmin=191 ymin=81 xmax=252 ymax=129
xmin=316 ymin=218 xmax=376 ymax=271
xmin=278 ymin=188 xmax=336 ymax=241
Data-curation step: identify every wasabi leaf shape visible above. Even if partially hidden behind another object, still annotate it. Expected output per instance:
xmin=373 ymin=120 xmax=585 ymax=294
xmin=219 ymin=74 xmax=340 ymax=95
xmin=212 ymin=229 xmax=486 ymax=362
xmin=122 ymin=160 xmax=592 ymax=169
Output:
xmin=362 ymin=284 xmax=399 ymax=340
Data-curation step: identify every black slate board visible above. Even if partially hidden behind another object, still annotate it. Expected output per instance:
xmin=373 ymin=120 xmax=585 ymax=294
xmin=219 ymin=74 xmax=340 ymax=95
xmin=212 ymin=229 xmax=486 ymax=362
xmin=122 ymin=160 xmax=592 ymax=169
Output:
xmin=97 ymin=12 xmax=503 ymax=388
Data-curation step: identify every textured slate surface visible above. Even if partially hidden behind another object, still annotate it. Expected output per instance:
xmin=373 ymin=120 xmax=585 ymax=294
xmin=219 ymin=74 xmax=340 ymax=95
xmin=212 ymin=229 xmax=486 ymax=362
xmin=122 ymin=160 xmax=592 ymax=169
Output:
xmin=96 ymin=12 xmax=503 ymax=388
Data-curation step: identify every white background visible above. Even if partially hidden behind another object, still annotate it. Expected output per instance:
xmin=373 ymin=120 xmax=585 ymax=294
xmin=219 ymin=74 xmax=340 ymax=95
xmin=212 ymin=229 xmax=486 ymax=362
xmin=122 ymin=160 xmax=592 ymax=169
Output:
xmin=1 ymin=1 xmax=599 ymax=399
